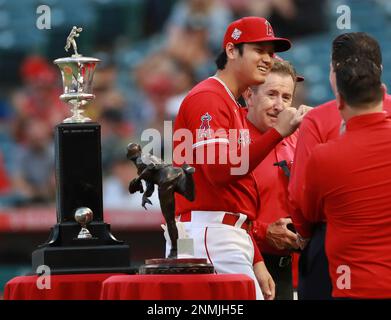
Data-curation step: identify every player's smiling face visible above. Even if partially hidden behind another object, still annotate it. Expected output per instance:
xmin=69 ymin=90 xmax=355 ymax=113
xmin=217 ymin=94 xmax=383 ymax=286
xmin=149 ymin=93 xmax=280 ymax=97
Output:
xmin=247 ymin=72 xmax=295 ymax=132
xmin=237 ymin=42 xmax=275 ymax=85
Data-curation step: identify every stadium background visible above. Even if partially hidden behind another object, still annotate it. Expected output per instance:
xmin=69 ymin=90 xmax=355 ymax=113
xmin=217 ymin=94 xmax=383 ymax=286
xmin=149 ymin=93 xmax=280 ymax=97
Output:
xmin=0 ymin=0 xmax=390 ymax=298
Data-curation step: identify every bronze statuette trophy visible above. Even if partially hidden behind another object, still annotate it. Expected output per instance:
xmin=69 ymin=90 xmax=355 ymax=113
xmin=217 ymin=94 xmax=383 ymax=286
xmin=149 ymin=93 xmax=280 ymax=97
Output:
xmin=126 ymin=143 xmax=214 ymax=274
xmin=31 ymin=27 xmax=132 ymax=274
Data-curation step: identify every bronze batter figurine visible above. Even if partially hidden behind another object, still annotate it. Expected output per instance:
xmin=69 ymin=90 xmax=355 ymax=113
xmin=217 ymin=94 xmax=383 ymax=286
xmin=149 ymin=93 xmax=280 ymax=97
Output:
xmin=126 ymin=143 xmax=195 ymax=258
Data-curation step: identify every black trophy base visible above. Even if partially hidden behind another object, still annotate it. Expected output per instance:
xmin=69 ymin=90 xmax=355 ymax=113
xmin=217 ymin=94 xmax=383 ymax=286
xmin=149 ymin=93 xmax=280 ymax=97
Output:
xmin=31 ymin=222 xmax=133 ymax=274
xmin=139 ymin=258 xmax=214 ymax=274
xmin=37 ymin=123 xmax=134 ymax=275
xmin=32 ymin=244 xmax=134 ymax=275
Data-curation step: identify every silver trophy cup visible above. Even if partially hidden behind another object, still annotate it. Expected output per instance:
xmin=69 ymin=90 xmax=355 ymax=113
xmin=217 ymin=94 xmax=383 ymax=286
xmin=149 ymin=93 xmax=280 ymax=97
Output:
xmin=54 ymin=26 xmax=100 ymax=123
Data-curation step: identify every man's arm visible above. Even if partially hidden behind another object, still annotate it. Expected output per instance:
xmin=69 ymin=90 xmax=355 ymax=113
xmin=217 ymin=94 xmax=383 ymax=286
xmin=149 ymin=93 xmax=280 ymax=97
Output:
xmin=253 ymin=218 xmax=299 ymax=250
xmin=174 ymin=92 xmax=282 ymax=184
xmin=253 ymin=261 xmax=275 ymax=300
xmin=142 ymin=181 xmax=155 ymax=209
xmin=292 ymin=148 xmax=325 ymax=239
xmin=250 ymin=231 xmax=263 ymax=264
xmin=288 ymin=111 xmax=324 ymax=236
xmin=183 ymin=94 xmax=301 ymax=185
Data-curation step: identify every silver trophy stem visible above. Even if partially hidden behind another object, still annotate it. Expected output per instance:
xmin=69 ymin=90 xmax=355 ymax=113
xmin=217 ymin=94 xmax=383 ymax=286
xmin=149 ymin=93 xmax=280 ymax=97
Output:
xmin=63 ymin=100 xmax=92 ymax=123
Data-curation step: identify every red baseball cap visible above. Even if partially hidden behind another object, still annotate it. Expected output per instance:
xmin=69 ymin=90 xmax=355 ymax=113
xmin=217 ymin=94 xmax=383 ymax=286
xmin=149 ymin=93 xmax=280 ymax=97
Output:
xmin=222 ymin=16 xmax=291 ymax=52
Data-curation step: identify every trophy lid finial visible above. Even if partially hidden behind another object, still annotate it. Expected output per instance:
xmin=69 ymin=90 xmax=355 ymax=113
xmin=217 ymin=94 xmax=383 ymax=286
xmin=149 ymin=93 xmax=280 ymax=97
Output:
xmin=64 ymin=26 xmax=83 ymax=57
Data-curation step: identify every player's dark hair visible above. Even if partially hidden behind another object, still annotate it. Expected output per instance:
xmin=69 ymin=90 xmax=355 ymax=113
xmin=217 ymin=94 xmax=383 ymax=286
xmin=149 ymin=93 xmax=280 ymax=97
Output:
xmin=332 ymin=32 xmax=382 ymax=69
xmin=335 ymin=57 xmax=382 ymax=108
xmin=332 ymin=33 xmax=383 ymax=108
xmin=215 ymin=43 xmax=244 ymax=70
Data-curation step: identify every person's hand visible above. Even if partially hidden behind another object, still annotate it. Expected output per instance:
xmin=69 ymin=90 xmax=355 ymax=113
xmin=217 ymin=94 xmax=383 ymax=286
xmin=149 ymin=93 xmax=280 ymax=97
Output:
xmin=273 ymin=107 xmax=299 ymax=137
xmin=128 ymin=179 xmax=143 ymax=194
xmin=266 ymin=218 xmax=299 ymax=250
xmin=274 ymin=105 xmax=312 ymax=137
xmin=292 ymin=104 xmax=312 ymax=127
xmin=254 ymin=261 xmax=275 ymax=300
xmin=296 ymin=233 xmax=310 ymax=250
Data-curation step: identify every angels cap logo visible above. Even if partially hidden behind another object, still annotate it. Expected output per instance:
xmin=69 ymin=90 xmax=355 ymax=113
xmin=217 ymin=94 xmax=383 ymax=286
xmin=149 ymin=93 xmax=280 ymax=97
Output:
xmin=199 ymin=112 xmax=212 ymax=138
xmin=265 ymin=20 xmax=274 ymax=36
xmin=231 ymin=28 xmax=242 ymax=40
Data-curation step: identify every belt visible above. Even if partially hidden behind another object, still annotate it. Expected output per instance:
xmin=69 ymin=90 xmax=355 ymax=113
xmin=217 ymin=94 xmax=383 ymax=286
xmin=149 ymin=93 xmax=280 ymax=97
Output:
xmin=179 ymin=211 xmax=250 ymax=232
xmin=263 ymin=253 xmax=292 ymax=268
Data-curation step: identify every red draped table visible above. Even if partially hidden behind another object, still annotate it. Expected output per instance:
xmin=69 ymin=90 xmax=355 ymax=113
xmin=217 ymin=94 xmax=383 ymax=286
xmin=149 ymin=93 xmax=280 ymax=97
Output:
xmin=100 ymin=274 xmax=256 ymax=300
xmin=4 ymin=273 xmax=123 ymax=300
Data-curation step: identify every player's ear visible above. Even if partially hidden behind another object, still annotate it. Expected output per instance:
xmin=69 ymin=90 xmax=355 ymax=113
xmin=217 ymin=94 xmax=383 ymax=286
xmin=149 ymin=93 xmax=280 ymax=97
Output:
xmin=381 ymin=83 xmax=387 ymax=99
xmin=336 ymin=92 xmax=345 ymax=111
xmin=242 ymin=87 xmax=253 ymax=104
xmin=225 ymin=42 xmax=237 ymax=60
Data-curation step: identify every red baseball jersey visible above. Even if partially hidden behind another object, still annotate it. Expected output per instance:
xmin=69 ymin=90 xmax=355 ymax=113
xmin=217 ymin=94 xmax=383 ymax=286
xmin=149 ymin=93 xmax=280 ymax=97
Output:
xmin=289 ymin=94 xmax=391 ymax=236
xmin=173 ymin=77 xmax=283 ymax=263
xmin=299 ymin=112 xmax=391 ymax=298
xmin=248 ymin=119 xmax=298 ymax=255
xmin=173 ymin=77 xmax=282 ymax=220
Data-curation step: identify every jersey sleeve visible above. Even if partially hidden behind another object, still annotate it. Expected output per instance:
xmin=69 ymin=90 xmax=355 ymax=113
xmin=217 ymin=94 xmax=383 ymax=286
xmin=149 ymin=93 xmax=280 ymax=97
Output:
xmin=250 ymin=231 xmax=263 ymax=264
xmin=173 ymin=91 xmax=230 ymax=165
xmin=252 ymin=221 xmax=269 ymax=244
xmin=176 ymin=91 xmax=231 ymax=146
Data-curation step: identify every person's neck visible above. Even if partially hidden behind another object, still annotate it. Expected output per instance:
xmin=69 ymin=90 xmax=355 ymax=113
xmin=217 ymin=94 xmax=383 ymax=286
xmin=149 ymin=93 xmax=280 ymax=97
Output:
xmin=246 ymin=109 xmax=256 ymax=126
xmin=246 ymin=110 xmax=259 ymax=131
xmin=342 ymin=101 xmax=383 ymax=122
xmin=215 ymin=69 xmax=247 ymax=100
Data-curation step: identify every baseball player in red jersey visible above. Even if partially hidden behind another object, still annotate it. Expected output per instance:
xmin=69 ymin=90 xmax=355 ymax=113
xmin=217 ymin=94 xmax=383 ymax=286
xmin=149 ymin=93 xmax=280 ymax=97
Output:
xmin=289 ymin=32 xmax=391 ymax=299
xmin=243 ymin=58 xmax=309 ymax=299
xmin=172 ymin=16 xmax=307 ymax=300
xmin=295 ymin=32 xmax=391 ymax=299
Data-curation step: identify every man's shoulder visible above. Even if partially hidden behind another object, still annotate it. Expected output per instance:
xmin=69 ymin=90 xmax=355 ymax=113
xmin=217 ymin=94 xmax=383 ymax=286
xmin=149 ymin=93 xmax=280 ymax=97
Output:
xmin=177 ymin=78 xmax=233 ymax=122
xmin=307 ymin=138 xmax=340 ymax=169
xmin=310 ymin=134 xmax=343 ymax=163
xmin=301 ymin=99 xmax=341 ymax=141
xmin=186 ymin=77 xmax=226 ymax=100
xmin=307 ymin=99 xmax=338 ymax=119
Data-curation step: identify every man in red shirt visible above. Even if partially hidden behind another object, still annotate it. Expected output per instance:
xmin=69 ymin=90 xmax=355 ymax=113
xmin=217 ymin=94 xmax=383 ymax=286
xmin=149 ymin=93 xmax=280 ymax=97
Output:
xmin=244 ymin=59 xmax=307 ymax=299
xmin=172 ymin=17 xmax=307 ymax=300
xmin=296 ymin=33 xmax=391 ymax=299
xmin=290 ymin=32 xmax=391 ymax=299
